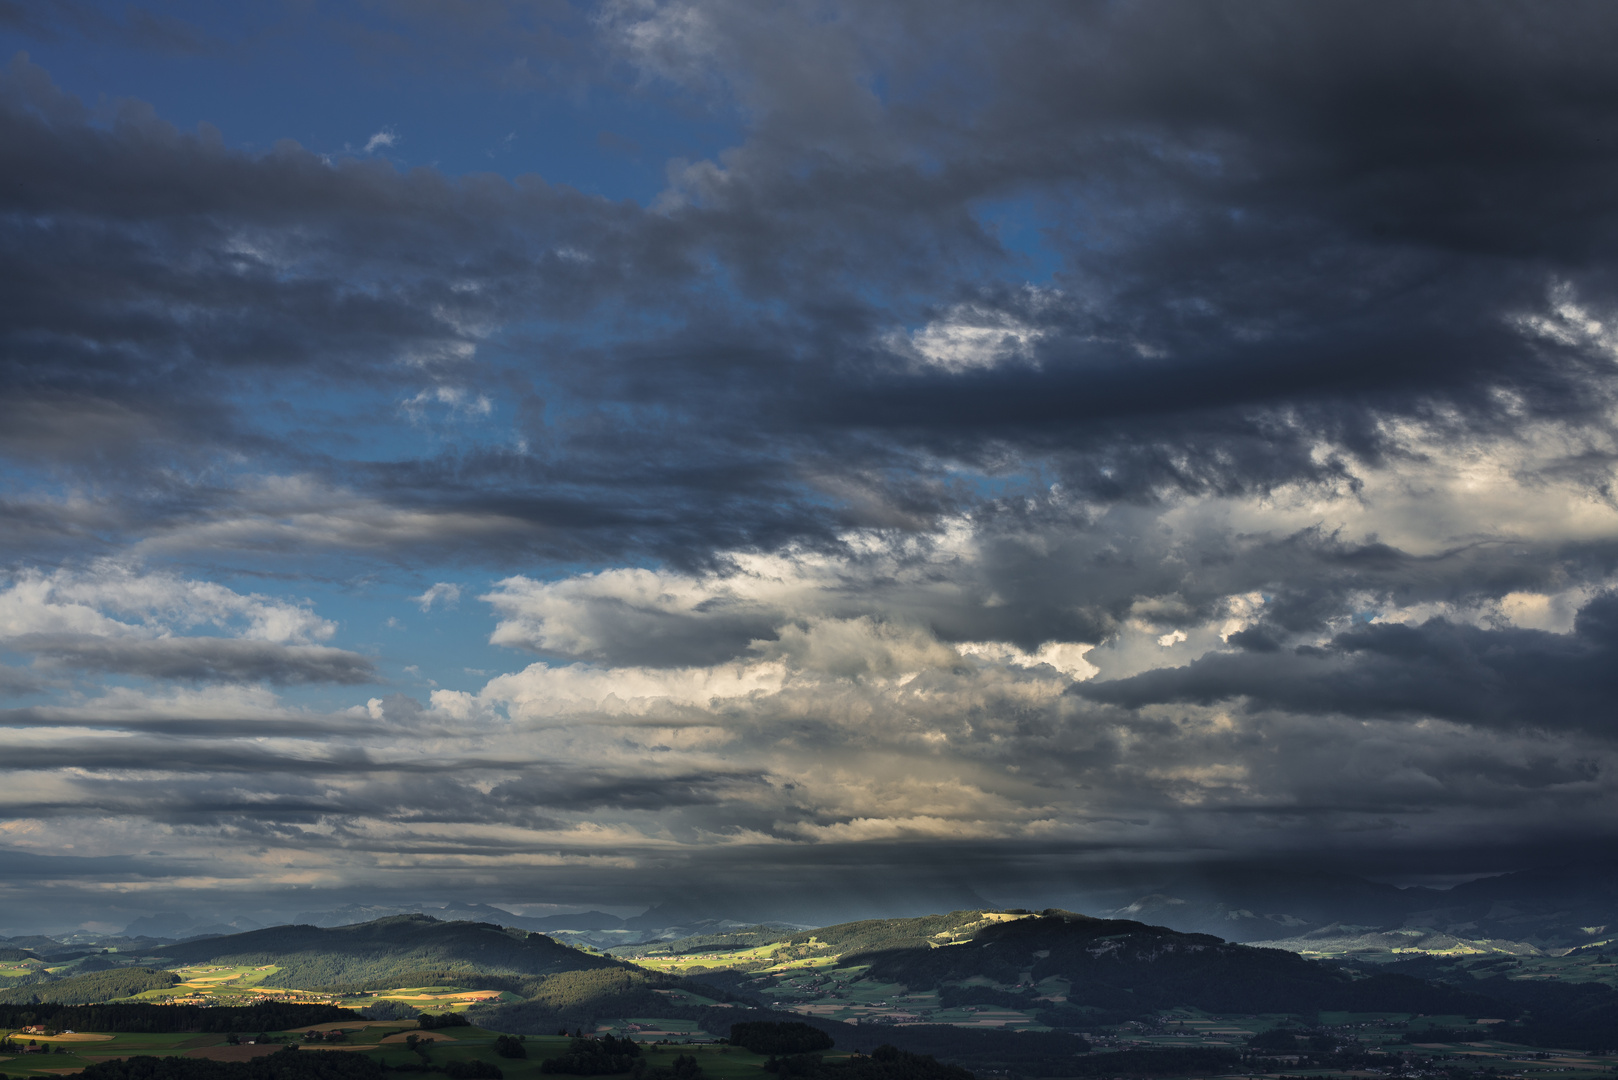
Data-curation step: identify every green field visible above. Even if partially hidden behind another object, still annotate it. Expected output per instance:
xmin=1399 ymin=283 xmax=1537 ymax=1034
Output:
xmin=1 ymin=1014 xmax=1615 ymax=1080
xmin=88 ymin=964 xmax=520 ymax=1013
xmin=0 ymin=1022 xmax=779 ymax=1080
xmin=4 ymin=911 xmax=1615 ymax=1078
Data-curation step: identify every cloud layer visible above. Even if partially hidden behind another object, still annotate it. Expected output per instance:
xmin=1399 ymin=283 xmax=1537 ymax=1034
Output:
xmin=4 ymin=0 xmax=1618 ymax=930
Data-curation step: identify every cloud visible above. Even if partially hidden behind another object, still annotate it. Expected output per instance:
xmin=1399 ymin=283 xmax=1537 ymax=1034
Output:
xmin=1077 ymin=593 xmax=1618 ymax=735
xmin=0 ymin=564 xmax=373 ymax=686
xmin=10 ymin=2 xmax=1618 ymax=924
xmin=415 ymin=582 xmax=463 ymax=611
xmin=16 ymin=634 xmax=376 ymax=685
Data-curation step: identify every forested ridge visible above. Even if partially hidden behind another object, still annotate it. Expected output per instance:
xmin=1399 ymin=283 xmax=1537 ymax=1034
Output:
xmin=841 ymin=910 xmax=1496 ymax=1018
xmin=150 ymin=917 xmax=623 ymax=990
xmin=0 ymin=966 xmax=179 ymax=1006
xmin=0 ymin=1002 xmax=357 ymax=1032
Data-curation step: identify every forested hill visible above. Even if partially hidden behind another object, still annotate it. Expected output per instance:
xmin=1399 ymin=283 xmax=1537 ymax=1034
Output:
xmin=834 ymin=909 xmax=1496 ymax=1018
xmin=150 ymin=915 xmax=624 ymax=990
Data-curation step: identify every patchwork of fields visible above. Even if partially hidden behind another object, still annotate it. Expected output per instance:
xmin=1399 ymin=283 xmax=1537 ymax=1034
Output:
xmin=0 ymin=1022 xmax=779 ymax=1080
xmin=3 ymin=910 xmax=1616 ymax=1080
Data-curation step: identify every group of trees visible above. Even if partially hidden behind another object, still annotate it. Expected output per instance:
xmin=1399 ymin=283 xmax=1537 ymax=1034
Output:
xmin=73 ymin=1047 xmax=385 ymax=1080
xmin=763 ymin=1044 xmax=974 ymax=1080
xmin=729 ymin=1022 xmax=834 ymax=1055
xmin=0 ymin=967 xmax=179 ymax=1006
xmin=538 ymin=1034 xmax=643 ymax=1075
xmin=0 ymin=1002 xmax=357 ymax=1033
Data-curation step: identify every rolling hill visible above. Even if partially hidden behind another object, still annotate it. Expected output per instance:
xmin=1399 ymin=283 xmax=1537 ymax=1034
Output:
xmin=627 ymin=908 xmax=1505 ymax=1027
xmin=832 ymin=908 xmax=1497 ymax=1018
xmin=149 ymin=915 xmax=624 ymax=991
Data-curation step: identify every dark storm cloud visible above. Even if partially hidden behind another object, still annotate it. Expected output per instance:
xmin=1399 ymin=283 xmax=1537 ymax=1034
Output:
xmin=5 ymin=2 xmax=1618 ymax=572
xmin=8 ymin=0 xmax=1618 ymax=930
xmin=0 ymin=704 xmax=380 ymax=736
xmin=13 ymin=634 xmax=377 ymax=684
xmin=1079 ymin=592 xmax=1618 ymax=734
xmin=488 ymin=765 xmax=771 ymax=812
xmin=0 ymin=845 xmax=195 ymax=881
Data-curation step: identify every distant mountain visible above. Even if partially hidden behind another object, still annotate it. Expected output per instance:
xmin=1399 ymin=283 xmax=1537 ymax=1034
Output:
xmin=0 ymin=935 xmax=64 ymax=952
xmin=149 ymin=914 xmax=624 ymax=990
xmin=122 ymin=913 xmax=265 ymax=940
xmin=292 ymin=902 xmax=625 ymax=934
xmin=621 ymin=901 xmax=722 ymax=932
xmin=1110 ymin=862 xmax=1618 ymax=954
xmin=526 ymin=910 xmax=625 ymax=931
xmin=1 ymin=933 xmax=171 ymax=957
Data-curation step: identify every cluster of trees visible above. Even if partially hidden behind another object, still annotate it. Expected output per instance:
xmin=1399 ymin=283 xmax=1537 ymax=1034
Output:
xmin=381 ymin=1049 xmax=501 ymax=1075
xmin=467 ymin=969 xmax=699 ymax=1033
xmin=0 ymin=967 xmax=178 ymax=1006
xmin=417 ymin=1013 xmax=471 ymax=1030
xmin=75 ymin=1047 xmax=385 ymax=1080
xmin=848 ymin=1025 xmax=1090 ymax=1074
xmin=765 ymin=1045 xmax=973 ymax=1080
xmin=933 ymin=980 xmax=1115 ymax=1028
xmin=472 ymin=984 xmax=1095 ymax=1074
xmin=651 ymin=1054 xmax=704 ymax=1080
xmin=1246 ymin=1029 xmax=1337 ymax=1053
xmin=492 ymin=1035 xmax=525 ymax=1059
xmin=1459 ymin=973 xmax=1616 ymax=1052
xmin=933 ymin=985 xmax=1032 ymax=1011
xmin=0 ymin=1002 xmax=357 ymax=1033
xmin=538 ymin=1034 xmax=643 ymax=1075
xmin=729 ymin=1022 xmax=834 ymax=1055
xmin=639 ymin=928 xmax=790 ymax=957
xmin=1383 ymin=954 xmax=1617 ymax=1051
xmin=782 ymin=913 xmax=987 ymax=960
xmin=1050 ymin=1048 xmax=1241 ymax=1077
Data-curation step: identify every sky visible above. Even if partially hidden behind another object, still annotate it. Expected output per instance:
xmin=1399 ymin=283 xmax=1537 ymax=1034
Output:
xmin=4 ymin=0 xmax=1618 ymax=935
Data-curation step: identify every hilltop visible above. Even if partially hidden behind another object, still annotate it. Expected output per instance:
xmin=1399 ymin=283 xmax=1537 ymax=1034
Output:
xmin=624 ymin=908 xmax=1497 ymax=1028
xmin=148 ymin=915 xmax=624 ymax=991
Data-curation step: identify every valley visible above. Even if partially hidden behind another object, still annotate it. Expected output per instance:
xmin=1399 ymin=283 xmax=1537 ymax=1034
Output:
xmin=1 ymin=901 xmax=1615 ymax=1080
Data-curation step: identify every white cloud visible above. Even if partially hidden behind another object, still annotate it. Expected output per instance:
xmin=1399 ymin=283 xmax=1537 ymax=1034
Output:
xmin=415 ymin=582 xmax=463 ymax=612
xmin=1511 ymin=281 xmax=1618 ymax=362
xmin=402 ymin=385 xmax=491 ymax=422
xmin=0 ymin=562 xmax=336 ymax=644
xmin=888 ymin=300 xmax=1049 ymax=373
xmin=362 ymin=129 xmax=397 ymax=154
